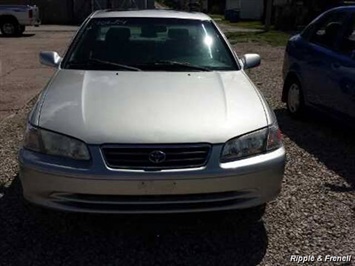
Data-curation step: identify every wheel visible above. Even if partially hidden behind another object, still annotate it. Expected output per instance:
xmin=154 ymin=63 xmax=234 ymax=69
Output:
xmin=286 ymin=79 xmax=305 ymax=118
xmin=0 ymin=20 xmax=18 ymax=36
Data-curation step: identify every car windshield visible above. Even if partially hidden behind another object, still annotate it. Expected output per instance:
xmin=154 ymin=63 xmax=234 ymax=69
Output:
xmin=63 ymin=17 xmax=239 ymax=71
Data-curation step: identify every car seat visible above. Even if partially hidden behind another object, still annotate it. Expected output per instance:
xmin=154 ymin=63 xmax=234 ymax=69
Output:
xmin=162 ymin=28 xmax=191 ymax=60
xmin=323 ymin=22 xmax=342 ymax=48
xmin=104 ymin=27 xmax=132 ymax=62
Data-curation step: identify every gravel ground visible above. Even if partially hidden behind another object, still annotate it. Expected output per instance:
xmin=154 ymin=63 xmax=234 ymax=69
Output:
xmin=0 ymin=31 xmax=354 ymax=266
xmin=0 ymin=26 xmax=75 ymax=121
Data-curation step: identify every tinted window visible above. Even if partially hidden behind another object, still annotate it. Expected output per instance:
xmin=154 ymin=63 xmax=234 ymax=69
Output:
xmin=63 ymin=18 xmax=238 ymax=71
xmin=339 ymin=14 xmax=355 ymax=56
xmin=309 ymin=11 xmax=348 ymax=49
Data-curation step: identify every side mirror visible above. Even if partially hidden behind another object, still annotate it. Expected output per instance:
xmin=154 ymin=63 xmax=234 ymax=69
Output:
xmin=242 ymin=53 xmax=261 ymax=69
xmin=39 ymin=51 xmax=62 ymax=68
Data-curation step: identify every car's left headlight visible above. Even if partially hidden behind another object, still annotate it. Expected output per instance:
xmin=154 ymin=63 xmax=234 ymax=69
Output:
xmin=23 ymin=124 xmax=90 ymax=160
xmin=220 ymin=124 xmax=282 ymax=162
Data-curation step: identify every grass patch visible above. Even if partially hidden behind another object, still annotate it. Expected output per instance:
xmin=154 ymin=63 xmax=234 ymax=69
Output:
xmin=219 ymin=20 xmax=292 ymax=46
xmin=209 ymin=16 xmax=292 ymax=46
xmin=225 ymin=30 xmax=291 ymax=46
xmin=209 ymin=14 xmax=224 ymax=20
xmin=209 ymin=15 xmax=264 ymax=28
xmin=233 ymin=21 xmax=264 ymax=30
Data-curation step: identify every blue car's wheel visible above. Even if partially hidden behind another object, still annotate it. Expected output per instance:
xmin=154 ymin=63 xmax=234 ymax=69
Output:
xmin=286 ymin=79 xmax=304 ymax=118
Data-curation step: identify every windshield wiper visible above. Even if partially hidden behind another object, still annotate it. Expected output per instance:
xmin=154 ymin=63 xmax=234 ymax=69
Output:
xmin=88 ymin=58 xmax=141 ymax=71
xmin=145 ymin=60 xmax=211 ymax=71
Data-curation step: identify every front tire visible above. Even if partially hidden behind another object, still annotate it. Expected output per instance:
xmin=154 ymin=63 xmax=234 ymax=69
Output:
xmin=286 ymin=79 xmax=305 ymax=118
xmin=0 ymin=20 xmax=18 ymax=36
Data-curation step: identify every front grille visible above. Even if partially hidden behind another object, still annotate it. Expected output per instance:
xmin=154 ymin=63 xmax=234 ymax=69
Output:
xmin=101 ymin=144 xmax=211 ymax=170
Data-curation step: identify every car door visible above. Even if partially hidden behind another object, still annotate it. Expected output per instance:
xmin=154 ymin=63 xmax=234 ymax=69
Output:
xmin=301 ymin=11 xmax=350 ymax=114
xmin=335 ymin=14 xmax=355 ymax=119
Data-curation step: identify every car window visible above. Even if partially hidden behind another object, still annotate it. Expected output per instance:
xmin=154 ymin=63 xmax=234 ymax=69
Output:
xmin=63 ymin=18 xmax=239 ymax=71
xmin=338 ymin=14 xmax=355 ymax=57
xmin=309 ymin=11 xmax=348 ymax=50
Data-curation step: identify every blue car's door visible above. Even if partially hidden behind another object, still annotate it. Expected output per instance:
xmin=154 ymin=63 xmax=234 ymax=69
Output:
xmin=335 ymin=15 xmax=355 ymax=119
xmin=332 ymin=55 xmax=355 ymax=119
xmin=301 ymin=11 xmax=350 ymax=114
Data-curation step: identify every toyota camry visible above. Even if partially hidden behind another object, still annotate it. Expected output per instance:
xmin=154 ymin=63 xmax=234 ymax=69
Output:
xmin=19 ymin=10 xmax=286 ymax=218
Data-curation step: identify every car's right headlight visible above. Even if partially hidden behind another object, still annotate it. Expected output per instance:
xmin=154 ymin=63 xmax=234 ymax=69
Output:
xmin=220 ymin=124 xmax=282 ymax=163
xmin=23 ymin=124 xmax=90 ymax=160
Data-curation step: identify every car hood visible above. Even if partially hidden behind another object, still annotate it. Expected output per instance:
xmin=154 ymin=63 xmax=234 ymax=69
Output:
xmin=37 ymin=70 xmax=268 ymax=144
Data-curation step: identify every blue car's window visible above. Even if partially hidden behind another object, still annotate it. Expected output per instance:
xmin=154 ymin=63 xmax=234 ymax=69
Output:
xmin=63 ymin=18 xmax=239 ymax=71
xmin=309 ymin=11 xmax=348 ymax=50
xmin=339 ymin=14 xmax=355 ymax=56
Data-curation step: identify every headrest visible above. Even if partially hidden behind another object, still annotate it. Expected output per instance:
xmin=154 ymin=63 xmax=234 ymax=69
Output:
xmin=106 ymin=27 xmax=131 ymax=43
xmin=325 ymin=22 xmax=342 ymax=37
xmin=141 ymin=26 xmax=157 ymax=38
xmin=168 ymin=28 xmax=189 ymax=40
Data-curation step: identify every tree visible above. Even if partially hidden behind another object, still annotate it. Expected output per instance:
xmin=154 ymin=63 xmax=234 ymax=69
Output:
xmin=265 ymin=0 xmax=273 ymax=31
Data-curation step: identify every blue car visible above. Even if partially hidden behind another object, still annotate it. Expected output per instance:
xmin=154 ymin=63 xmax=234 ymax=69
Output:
xmin=282 ymin=6 xmax=355 ymax=120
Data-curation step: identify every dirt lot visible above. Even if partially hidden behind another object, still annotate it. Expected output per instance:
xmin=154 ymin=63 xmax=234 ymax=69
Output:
xmin=0 ymin=26 xmax=354 ymax=266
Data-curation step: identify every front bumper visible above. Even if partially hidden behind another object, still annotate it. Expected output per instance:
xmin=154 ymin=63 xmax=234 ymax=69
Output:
xmin=19 ymin=145 xmax=286 ymax=214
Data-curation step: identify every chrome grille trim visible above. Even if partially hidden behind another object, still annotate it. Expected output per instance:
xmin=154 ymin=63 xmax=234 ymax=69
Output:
xmin=101 ymin=144 xmax=212 ymax=170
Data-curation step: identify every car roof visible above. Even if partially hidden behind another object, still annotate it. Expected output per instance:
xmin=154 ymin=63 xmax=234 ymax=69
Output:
xmin=91 ymin=9 xmax=212 ymax=21
xmin=329 ymin=5 xmax=355 ymax=12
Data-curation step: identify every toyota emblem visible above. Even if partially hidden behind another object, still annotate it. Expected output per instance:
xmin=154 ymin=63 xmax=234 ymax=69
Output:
xmin=149 ymin=150 xmax=166 ymax=164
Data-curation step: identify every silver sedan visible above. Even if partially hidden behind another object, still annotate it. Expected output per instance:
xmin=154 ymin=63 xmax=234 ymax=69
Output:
xmin=19 ymin=10 xmax=285 ymax=216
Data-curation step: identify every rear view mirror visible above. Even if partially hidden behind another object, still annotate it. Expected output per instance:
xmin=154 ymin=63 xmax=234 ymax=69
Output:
xmin=242 ymin=54 xmax=261 ymax=69
xmin=39 ymin=51 xmax=62 ymax=68
xmin=156 ymin=25 xmax=167 ymax=32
